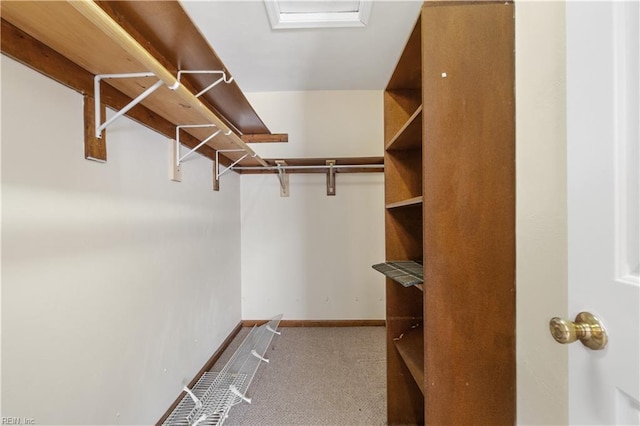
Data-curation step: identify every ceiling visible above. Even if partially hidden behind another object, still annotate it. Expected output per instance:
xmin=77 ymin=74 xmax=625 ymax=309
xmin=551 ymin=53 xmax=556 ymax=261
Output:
xmin=179 ymin=1 xmax=423 ymax=93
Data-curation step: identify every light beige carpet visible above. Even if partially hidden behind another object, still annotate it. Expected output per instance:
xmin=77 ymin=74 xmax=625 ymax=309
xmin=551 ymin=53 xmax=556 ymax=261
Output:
xmin=211 ymin=326 xmax=386 ymax=426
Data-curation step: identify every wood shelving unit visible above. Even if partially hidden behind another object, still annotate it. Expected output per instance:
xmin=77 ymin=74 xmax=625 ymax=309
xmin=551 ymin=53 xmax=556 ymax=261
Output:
xmin=383 ymin=2 xmax=516 ymax=425
xmin=383 ymin=12 xmax=425 ymax=425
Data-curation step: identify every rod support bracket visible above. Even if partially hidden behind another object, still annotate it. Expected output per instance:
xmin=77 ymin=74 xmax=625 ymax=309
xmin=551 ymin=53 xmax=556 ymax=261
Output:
xmin=215 ymin=149 xmax=249 ymax=192
xmin=326 ymin=160 xmax=336 ymax=196
xmin=275 ymin=160 xmax=290 ymax=197
xmin=94 ymin=72 xmax=162 ymax=139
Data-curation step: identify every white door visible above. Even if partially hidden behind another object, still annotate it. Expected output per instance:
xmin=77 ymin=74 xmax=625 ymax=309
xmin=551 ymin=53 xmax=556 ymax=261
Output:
xmin=566 ymin=1 xmax=640 ymax=424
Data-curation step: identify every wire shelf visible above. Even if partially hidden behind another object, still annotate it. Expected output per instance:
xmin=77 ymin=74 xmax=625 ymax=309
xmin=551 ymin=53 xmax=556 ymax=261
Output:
xmin=372 ymin=261 xmax=423 ymax=287
xmin=164 ymin=315 xmax=282 ymax=426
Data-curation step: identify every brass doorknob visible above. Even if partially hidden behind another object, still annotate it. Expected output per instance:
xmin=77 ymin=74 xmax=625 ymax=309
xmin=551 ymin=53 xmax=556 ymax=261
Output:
xmin=549 ymin=311 xmax=608 ymax=350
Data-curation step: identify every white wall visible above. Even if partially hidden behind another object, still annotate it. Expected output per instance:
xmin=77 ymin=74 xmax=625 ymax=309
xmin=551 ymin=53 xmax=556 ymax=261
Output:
xmin=515 ymin=2 xmax=568 ymax=425
xmin=1 ymin=56 xmax=242 ymax=425
xmin=241 ymin=91 xmax=385 ymax=320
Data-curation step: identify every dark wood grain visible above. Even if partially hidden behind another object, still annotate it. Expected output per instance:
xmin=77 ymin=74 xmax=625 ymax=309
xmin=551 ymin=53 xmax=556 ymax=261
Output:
xmin=241 ymin=133 xmax=289 ymax=143
xmin=422 ymin=2 xmax=515 ymax=425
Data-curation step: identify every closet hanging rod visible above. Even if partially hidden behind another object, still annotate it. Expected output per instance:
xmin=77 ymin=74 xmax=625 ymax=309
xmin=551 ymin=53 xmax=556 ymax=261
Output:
xmin=232 ymin=164 xmax=384 ymax=171
xmin=68 ymin=0 xmax=268 ymax=167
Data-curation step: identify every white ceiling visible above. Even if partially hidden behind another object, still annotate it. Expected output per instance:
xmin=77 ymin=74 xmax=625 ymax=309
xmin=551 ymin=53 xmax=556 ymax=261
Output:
xmin=179 ymin=1 xmax=423 ymax=93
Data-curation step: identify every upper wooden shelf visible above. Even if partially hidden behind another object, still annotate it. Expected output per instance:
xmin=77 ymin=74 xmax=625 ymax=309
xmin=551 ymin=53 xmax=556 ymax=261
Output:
xmin=0 ymin=1 xmax=272 ymax=167
xmin=386 ymin=14 xmax=422 ymax=91
xmin=385 ymin=105 xmax=423 ymax=152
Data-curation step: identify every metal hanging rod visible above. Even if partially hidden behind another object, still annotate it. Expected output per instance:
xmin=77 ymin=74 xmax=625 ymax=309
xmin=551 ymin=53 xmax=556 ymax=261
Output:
xmin=232 ymin=164 xmax=384 ymax=171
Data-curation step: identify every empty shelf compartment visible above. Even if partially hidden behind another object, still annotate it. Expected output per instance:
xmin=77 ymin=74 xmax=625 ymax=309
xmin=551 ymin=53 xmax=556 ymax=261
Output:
xmin=372 ymin=261 xmax=423 ymax=287
xmin=393 ymin=324 xmax=424 ymax=394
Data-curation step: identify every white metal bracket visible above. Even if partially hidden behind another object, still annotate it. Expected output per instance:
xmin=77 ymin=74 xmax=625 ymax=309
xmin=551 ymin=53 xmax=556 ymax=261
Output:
xmin=177 ymin=70 xmax=234 ymax=98
xmin=214 ymin=148 xmax=251 ymax=191
xmin=251 ymin=349 xmax=270 ymax=363
xmin=94 ymin=72 xmax=178 ymax=139
xmin=266 ymin=325 xmax=281 ymax=335
xmin=182 ymin=385 xmax=203 ymax=410
xmin=275 ymin=160 xmax=290 ymax=197
xmin=326 ymin=160 xmax=336 ymax=196
xmin=192 ymin=414 xmax=208 ymax=426
xmin=229 ymin=385 xmax=252 ymax=404
xmin=171 ymin=124 xmax=224 ymax=182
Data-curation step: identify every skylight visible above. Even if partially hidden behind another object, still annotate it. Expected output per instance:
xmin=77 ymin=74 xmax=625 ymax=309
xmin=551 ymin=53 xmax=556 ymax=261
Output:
xmin=265 ymin=0 xmax=372 ymax=29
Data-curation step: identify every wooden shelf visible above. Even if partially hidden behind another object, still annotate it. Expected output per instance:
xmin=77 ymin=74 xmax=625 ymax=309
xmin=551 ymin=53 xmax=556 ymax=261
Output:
xmin=385 ymin=105 xmax=422 ymax=151
xmin=393 ymin=325 xmax=424 ymax=394
xmin=0 ymin=1 xmax=268 ymax=167
xmin=386 ymin=196 xmax=423 ymax=209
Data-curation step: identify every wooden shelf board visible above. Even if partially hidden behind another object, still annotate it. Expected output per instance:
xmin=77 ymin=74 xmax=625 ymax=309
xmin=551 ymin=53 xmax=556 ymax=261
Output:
xmin=393 ymin=325 xmax=425 ymax=394
xmin=386 ymin=196 xmax=423 ymax=209
xmin=385 ymin=105 xmax=423 ymax=151
xmin=0 ymin=1 xmax=264 ymax=167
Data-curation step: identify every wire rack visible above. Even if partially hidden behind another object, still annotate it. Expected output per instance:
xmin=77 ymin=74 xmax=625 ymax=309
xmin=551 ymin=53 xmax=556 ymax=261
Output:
xmin=164 ymin=315 xmax=282 ymax=426
xmin=372 ymin=261 xmax=423 ymax=287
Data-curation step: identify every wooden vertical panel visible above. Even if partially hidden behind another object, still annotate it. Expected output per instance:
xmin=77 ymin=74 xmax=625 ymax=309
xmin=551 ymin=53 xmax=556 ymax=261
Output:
xmin=422 ymin=2 xmax=515 ymax=425
xmin=169 ymin=139 xmax=182 ymax=182
xmin=383 ymin=15 xmax=425 ymax=423
xmin=83 ymin=95 xmax=107 ymax=162
xmin=213 ymin=161 xmax=220 ymax=192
